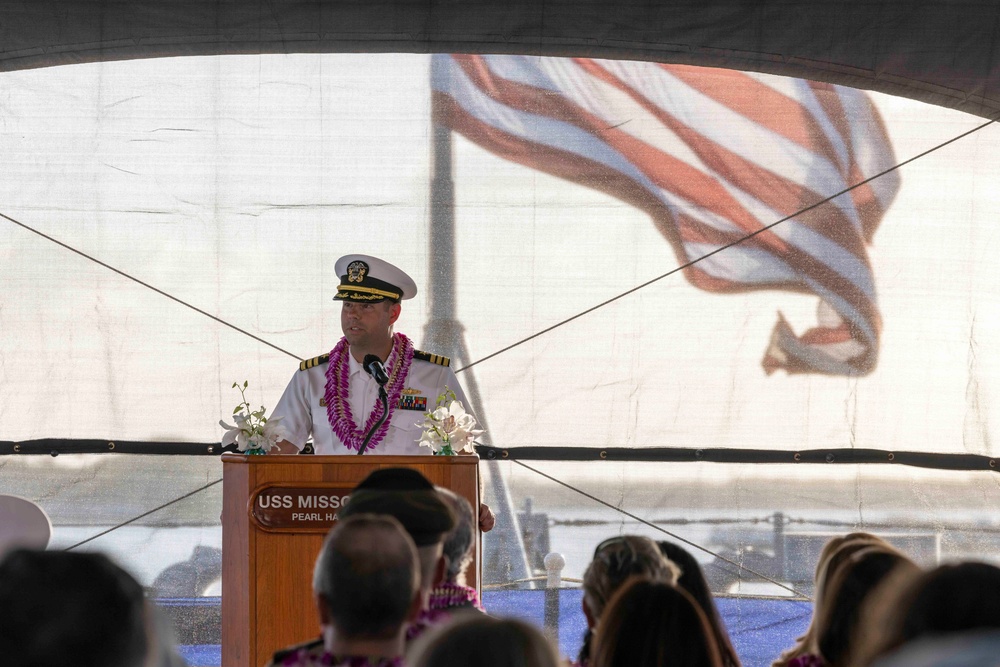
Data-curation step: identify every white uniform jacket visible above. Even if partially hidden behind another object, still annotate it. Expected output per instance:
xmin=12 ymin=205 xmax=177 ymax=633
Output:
xmin=271 ymin=347 xmax=471 ymax=455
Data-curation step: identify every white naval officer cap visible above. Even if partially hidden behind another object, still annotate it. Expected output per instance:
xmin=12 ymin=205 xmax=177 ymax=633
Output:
xmin=333 ymin=254 xmax=418 ymax=303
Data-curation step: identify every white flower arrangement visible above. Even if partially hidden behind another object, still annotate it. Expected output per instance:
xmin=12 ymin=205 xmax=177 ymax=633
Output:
xmin=219 ymin=381 xmax=286 ymax=454
xmin=418 ymin=388 xmax=483 ymax=456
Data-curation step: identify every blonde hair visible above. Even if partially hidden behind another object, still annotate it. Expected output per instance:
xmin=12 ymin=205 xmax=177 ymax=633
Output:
xmin=583 ymin=535 xmax=680 ymax=621
xmin=772 ymin=533 xmax=891 ymax=667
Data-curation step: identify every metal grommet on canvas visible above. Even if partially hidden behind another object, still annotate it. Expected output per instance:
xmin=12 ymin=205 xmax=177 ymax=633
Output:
xmin=887 ymin=452 xmax=895 ymax=462
xmin=793 ymin=452 xmax=801 ymax=462
xmin=501 ymin=450 xmax=509 ymax=459
xmin=695 ymin=449 xmax=705 ymax=460
xmin=990 ymin=459 xmax=996 ymax=469
xmin=825 ymin=453 xmax=835 ymax=463
xmin=108 ymin=442 xmax=116 ymax=451
xmin=599 ymin=450 xmax=607 ymax=459
xmin=13 ymin=444 xmax=21 ymax=453
xmin=207 ymin=445 xmax=215 ymax=454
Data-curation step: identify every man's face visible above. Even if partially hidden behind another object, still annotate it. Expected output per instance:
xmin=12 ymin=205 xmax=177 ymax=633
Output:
xmin=340 ymin=300 xmax=400 ymax=351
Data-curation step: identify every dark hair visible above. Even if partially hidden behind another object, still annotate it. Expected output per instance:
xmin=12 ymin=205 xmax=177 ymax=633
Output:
xmin=658 ymin=541 xmax=741 ymax=667
xmin=897 ymin=561 xmax=1000 ymax=642
xmin=0 ymin=549 xmax=148 ymax=667
xmin=592 ymin=578 xmax=722 ymax=667
xmin=409 ymin=614 xmax=561 ymax=667
xmin=817 ymin=547 xmax=916 ymax=667
xmin=313 ymin=514 xmax=419 ymax=639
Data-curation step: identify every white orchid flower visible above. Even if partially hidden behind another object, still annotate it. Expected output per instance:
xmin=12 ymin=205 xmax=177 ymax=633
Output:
xmin=418 ymin=396 xmax=484 ymax=454
xmin=221 ymin=383 xmax=284 ymax=454
xmin=255 ymin=416 xmax=287 ymax=452
xmin=219 ymin=413 xmax=250 ymax=450
xmin=418 ymin=428 xmax=446 ymax=453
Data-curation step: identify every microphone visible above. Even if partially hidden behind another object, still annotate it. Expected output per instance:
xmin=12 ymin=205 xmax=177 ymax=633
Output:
xmin=362 ymin=354 xmax=390 ymax=386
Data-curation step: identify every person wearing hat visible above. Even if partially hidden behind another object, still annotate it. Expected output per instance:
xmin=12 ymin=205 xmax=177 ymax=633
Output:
xmin=271 ymin=254 xmax=471 ymax=457
xmin=337 ymin=468 xmax=465 ymax=644
xmin=268 ymin=468 xmax=461 ymax=665
xmin=269 ymin=254 xmax=496 ymax=531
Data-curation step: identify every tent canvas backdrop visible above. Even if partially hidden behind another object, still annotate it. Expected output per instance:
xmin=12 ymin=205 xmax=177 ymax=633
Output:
xmin=3 ymin=49 xmax=1000 ymax=667
xmin=2 ymin=53 xmax=998 ymax=457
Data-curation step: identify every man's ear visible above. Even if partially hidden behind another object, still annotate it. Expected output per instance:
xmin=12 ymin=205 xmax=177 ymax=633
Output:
xmin=433 ymin=553 xmax=448 ymax=587
xmin=406 ymin=587 xmax=423 ymax=623
xmin=388 ymin=302 xmax=401 ymax=325
xmin=315 ymin=592 xmax=331 ymax=626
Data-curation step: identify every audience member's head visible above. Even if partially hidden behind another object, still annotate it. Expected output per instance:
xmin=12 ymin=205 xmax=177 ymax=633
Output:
xmin=592 ymin=577 xmax=723 ymax=667
xmin=773 ymin=532 xmax=891 ymax=667
xmin=893 ymin=561 xmax=1000 ymax=640
xmin=579 ymin=534 xmax=679 ymax=665
xmin=0 ymin=549 xmax=149 ymax=667
xmin=584 ymin=535 xmax=680 ymax=622
xmin=339 ymin=467 xmax=456 ymax=600
xmin=857 ymin=561 xmax=1000 ymax=665
xmin=437 ymin=487 xmax=476 ymax=585
xmin=408 ymin=613 xmax=561 ymax=667
xmin=312 ymin=513 xmax=421 ymax=645
xmin=659 ymin=540 xmax=741 ymax=667
xmin=871 ymin=630 xmax=1000 ymax=667
xmin=815 ymin=546 xmax=918 ymax=667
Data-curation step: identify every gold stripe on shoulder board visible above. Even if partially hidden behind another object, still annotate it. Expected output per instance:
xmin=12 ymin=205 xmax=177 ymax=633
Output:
xmin=299 ymin=354 xmax=330 ymax=371
xmin=413 ymin=349 xmax=450 ymax=367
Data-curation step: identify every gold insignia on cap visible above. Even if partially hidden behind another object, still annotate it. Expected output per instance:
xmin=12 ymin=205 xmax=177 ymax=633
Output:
xmin=347 ymin=260 xmax=369 ymax=284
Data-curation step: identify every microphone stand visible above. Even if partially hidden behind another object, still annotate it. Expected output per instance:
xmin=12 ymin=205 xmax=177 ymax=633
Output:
xmin=357 ymin=385 xmax=389 ymax=455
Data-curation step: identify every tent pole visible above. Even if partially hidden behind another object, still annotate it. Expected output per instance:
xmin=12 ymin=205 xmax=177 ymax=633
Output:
xmin=424 ymin=70 xmax=531 ymax=585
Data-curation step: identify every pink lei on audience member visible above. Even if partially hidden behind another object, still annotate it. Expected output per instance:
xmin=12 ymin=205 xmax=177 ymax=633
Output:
xmin=787 ymin=655 xmax=825 ymax=667
xmin=324 ymin=333 xmax=414 ymax=452
xmin=428 ymin=582 xmax=484 ymax=612
xmin=279 ymin=649 xmax=402 ymax=667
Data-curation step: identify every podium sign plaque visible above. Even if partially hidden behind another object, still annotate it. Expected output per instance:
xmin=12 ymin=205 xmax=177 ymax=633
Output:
xmin=250 ymin=486 xmax=354 ymax=531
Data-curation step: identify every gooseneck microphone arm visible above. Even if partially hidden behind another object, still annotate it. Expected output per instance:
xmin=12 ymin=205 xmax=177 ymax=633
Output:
xmin=357 ymin=385 xmax=389 ymax=456
xmin=358 ymin=354 xmax=390 ymax=455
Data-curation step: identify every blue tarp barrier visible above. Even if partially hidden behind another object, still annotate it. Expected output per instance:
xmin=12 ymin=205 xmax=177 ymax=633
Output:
xmin=173 ymin=592 xmax=812 ymax=667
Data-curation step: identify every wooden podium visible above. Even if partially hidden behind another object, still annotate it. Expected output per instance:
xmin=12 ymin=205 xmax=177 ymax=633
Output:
xmin=221 ymin=453 xmax=481 ymax=667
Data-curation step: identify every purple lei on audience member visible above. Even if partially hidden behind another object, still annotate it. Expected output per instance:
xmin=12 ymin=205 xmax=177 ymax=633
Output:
xmin=787 ymin=655 xmax=825 ymax=667
xmin=324 ymin=333 xmax=413 ymax=452
xmin=280 ymin=649 xmax=402 ymax=667
xmin=428 ymin=582 xmax=484 ymax=612
xmin=405 ymin=608 xmax=451 ymax=642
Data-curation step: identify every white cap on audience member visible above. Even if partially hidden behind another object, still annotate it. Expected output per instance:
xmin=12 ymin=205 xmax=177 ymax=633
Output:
xmin=0 ymin=495 xmax=51 ymax=557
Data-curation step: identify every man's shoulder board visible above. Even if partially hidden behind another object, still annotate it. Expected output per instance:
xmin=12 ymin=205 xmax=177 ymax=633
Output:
xmin=299 ymin=353 xmax=330 ymax=371
xmin=413 ymin=349 xmax=451 ymax=367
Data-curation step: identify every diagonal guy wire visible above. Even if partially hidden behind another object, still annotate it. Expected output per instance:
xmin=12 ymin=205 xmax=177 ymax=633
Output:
xmin=455 ymin=115 xmax=999 ymax=373
xmin=63 ymin=478 xmax=222 ymax=552
xmin=1 ymin=115 xmax=995 ymax=375
xmin=2 ymin=113 xmax=997 ymax=553
xmin=0 ymin=212 xmax=302 ymax=362
xmin=514 ymin=459 xmax=813 ymax=599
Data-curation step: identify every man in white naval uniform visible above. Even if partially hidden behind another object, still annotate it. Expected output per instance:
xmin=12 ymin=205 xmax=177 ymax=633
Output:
xmin=270 ymin=254 xmax=495 ymax=529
